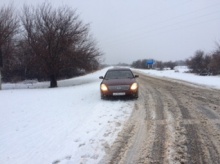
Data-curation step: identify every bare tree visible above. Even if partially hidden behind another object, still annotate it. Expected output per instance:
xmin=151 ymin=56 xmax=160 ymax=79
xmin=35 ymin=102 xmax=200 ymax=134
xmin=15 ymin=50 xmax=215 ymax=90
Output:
xmin=209 ymin=45 xmax=220 ymax=75
xmin=187 ymin=50 xmax=206 ymax=74
xmin=21 ymin=3 xmax=102 ymax=87
xmin=0 ymin=5 xmax=19 ymax=89
xmin=155 ymin=61 xmax=163 ymax=70
xmin=163 ymin=61 xmax=177 ymax=70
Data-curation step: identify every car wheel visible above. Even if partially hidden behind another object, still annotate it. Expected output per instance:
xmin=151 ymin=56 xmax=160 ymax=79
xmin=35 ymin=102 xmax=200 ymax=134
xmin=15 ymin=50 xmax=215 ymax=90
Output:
xmin=101 ymin=95 xmax=105 ymax=100
xmin=134 ymin=93 xmax=138 ymax=99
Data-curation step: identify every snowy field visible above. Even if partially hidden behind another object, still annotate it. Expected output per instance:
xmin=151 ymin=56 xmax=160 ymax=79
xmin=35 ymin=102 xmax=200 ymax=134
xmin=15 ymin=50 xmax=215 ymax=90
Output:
xmin=0 ymin=67 xmax=133 ymax=164
xmin=134 ymin=66 xmax=220 ymax=90
xmin=0 ymin=66 xmax=220 ymax=164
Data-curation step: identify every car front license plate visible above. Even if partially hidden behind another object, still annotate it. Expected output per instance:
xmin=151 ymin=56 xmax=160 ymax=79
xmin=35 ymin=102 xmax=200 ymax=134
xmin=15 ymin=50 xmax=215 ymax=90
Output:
xmin=113 ymin=92 xmax=125 ymax=96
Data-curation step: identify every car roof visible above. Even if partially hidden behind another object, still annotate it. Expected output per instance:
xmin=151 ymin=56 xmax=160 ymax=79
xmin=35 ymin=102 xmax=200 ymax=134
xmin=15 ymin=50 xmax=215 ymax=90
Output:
xmin=107 ymin=67 xmax=132 ymax=71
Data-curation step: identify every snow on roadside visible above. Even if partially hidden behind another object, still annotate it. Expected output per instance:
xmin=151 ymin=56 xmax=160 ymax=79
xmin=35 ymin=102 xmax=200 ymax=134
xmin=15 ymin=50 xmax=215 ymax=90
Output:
xmin=133 ymin=68 xmax=220 ymax=90
xmin=1 ymin=65 xmax=219 ymax=164
xmin=0 ymin=67 xmax=133 ymax=164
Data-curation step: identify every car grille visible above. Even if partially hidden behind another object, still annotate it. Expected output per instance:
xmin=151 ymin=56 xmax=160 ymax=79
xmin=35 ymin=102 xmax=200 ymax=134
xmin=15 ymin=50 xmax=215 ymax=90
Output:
xmin=108 ymin=85 xmax=130 ymax=91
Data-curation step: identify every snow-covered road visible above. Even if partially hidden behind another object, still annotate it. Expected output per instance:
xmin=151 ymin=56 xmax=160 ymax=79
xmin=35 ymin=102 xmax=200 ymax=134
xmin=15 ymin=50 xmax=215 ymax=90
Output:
xmin=0 ymin=66 xmax=219 ymax=164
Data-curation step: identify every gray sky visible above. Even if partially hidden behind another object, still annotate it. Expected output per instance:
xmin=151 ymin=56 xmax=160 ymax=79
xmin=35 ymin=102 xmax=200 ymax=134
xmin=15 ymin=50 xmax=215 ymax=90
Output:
xmin=1 ymin=0 xmax=220 ymax=64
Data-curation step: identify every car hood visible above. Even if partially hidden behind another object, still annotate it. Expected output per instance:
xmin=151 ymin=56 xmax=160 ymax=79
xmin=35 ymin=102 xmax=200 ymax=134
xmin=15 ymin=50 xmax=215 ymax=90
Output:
xmin=102 ymin=78 xmax=136 ymax=85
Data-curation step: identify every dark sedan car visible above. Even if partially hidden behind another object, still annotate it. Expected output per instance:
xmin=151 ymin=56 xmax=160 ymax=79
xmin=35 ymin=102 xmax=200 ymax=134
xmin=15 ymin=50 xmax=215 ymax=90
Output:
xmin=99 ymin=68 xmax=139 ymax=99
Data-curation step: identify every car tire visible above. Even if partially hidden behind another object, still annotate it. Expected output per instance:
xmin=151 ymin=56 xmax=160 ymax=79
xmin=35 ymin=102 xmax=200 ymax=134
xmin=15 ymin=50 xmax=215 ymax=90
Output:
xmin=101 ymin=95 xmax=105 ymax=100
xmin=134 ymin=94 xmax=138 ymax=99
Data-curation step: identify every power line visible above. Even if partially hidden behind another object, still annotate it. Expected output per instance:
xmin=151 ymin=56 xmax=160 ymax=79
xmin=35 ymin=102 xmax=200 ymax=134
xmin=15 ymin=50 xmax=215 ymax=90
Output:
xmin=106 ymin=0 xmax=192 ymax=31
xmin=102 ymin=7 xmax=220 ymax=45
xmin=101 ymin=16 xmax=220 ymax=48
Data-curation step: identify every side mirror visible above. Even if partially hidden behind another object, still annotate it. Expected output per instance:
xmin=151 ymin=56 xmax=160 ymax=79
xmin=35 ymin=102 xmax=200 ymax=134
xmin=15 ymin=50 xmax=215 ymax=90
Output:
xmin=134 ymin=75 xmax=139 ymax=78
xmin=99 ymin=76 xmax=104 ymax=79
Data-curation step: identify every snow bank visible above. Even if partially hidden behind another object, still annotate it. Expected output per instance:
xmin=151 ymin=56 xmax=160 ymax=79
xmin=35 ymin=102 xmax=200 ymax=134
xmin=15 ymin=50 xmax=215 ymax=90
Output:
xmin=0 ymin=67 xmax=133 ymax=164
xmin=133 ymin=67 xmax=220 ymax=89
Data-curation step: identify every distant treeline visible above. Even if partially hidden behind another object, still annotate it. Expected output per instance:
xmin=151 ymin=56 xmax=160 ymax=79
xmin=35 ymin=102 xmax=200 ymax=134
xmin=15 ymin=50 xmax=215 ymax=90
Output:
xmin=131 ymin=60 xmax=183 ymax=70
xmin=131 ymin=45 xmax=220 ymax=75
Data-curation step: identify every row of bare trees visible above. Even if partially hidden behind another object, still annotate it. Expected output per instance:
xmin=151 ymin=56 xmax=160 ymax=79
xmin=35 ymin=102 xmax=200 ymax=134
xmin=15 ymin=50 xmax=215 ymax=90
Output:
xmin=131 ymin=47 xmax=220 ymax=75
xmin=0 ymin=3 xmax=102 ymax=88
xmin=187 ymin=46 xmax=220 ymax=75
xmin=0 ymin=5 xmax=19 ymax=89
xmin=131 ymin=59 xmax=178 ymax=70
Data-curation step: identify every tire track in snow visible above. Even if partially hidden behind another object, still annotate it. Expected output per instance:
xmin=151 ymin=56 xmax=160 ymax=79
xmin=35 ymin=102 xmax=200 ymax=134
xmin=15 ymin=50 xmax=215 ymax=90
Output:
xmin=100 ymin=72 xmax=220 ymax=164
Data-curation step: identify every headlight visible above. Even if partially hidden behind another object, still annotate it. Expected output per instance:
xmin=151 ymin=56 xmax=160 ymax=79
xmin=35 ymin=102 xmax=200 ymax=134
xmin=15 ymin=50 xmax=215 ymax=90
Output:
xmin=130 ymin=83 xmax=138 ymax=90
xmin=101 ymin=84 xmax=108 ymax=91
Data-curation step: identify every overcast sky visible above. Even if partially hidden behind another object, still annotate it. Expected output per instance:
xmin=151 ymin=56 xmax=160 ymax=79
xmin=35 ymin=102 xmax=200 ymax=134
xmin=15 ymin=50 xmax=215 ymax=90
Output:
xmin=1 ymin=0 xmax=220 ymax=64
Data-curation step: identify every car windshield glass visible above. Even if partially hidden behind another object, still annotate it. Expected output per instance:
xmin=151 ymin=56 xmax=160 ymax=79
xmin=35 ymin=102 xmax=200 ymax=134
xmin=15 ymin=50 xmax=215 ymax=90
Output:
xmin=105 ymin=70 xmax=134 ymax=79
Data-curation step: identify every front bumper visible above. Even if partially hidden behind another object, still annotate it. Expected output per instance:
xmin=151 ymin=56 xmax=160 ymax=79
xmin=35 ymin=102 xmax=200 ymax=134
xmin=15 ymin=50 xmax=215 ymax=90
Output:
xmin=100 ymin=89 xmax=138 ymax=98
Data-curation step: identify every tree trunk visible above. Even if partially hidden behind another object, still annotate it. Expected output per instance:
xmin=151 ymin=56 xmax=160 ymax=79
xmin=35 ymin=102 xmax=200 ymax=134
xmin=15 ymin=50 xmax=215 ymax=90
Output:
xmin=50 ymin=74 xmax=57 ymax=88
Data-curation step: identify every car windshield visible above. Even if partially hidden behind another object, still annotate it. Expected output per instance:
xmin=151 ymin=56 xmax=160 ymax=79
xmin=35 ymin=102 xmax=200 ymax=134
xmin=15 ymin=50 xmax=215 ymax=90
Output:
xmin=105 ymin=70 xmax=134 ymax=79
